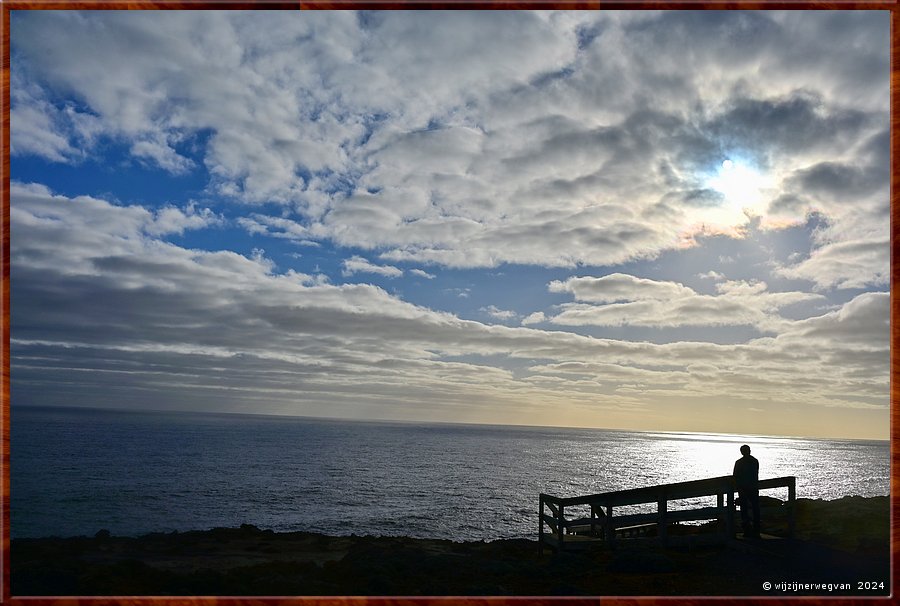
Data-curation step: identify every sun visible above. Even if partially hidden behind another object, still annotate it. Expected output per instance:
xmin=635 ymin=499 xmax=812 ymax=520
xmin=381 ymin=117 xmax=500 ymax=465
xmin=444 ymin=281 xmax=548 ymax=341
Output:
xmin=706 ymin=159 xmax=772 ymax=214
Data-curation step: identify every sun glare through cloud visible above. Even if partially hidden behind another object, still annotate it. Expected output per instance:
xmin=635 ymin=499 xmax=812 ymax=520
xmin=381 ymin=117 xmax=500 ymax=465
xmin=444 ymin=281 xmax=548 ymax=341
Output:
xmin=704 ymin=158 xmax=775 ymax=228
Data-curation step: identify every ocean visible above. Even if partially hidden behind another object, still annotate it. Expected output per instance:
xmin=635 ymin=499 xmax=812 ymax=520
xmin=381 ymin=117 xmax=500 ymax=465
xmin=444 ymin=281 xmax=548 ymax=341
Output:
xmin=11 ymin=405 xmax=890 ymax=541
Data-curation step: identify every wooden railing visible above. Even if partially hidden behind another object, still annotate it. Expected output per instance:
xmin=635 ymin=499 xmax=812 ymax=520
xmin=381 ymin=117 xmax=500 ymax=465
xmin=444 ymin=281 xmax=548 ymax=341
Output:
xmin=539 ymin=475 xmax=796 ymax=554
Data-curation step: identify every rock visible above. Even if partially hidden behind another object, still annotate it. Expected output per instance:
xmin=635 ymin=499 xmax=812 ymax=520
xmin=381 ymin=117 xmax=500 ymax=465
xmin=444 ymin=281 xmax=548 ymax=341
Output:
xmin=94 ymin=529 xmax=110 ymax=540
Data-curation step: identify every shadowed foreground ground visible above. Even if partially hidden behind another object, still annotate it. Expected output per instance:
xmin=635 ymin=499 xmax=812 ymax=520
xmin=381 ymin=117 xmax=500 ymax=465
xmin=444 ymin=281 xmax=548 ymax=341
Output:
xmin=12 ymin=496 xmax=890 ymax=596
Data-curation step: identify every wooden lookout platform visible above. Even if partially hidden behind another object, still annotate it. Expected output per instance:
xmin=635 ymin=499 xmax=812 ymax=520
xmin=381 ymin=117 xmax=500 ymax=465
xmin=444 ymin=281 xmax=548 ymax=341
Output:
xmin=539 ymin=475 xmax=796 ymax=554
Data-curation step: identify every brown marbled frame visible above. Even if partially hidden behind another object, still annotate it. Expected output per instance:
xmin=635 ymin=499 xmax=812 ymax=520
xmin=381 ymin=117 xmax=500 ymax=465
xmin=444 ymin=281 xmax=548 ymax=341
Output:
xmin=0 ymin=2 xmax=895 ymax=604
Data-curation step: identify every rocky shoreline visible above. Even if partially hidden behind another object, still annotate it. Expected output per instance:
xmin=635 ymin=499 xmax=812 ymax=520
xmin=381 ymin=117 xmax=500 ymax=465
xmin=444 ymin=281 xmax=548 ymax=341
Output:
xmin=12 ymin=496 xmax=890 ymax=596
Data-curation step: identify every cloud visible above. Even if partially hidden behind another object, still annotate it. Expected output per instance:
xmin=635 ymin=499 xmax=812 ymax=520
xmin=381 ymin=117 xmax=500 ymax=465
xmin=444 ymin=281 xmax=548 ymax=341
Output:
xmin=11 ymin=11 xmax=888 ymax=283
xmin=11 ymin=100 xmax=78 ymax=162
xmin=10 ymin=184 xmax=887 ymax=424
xmin=521 ymin=312 xmax=546 ymax=326
xmin=769 ymin=290 xmax=888 ymax=350
xmin=10 ymin=68 xmax=92 ymax=163
xmin=10 ymin=182 xmax=221 ymax=273
xmin=8 ymin=9 xmax=890 ymax=436
xmin=131 ymin=136 xmax=195 ymax=175
xmin=410 ymin=268 xmax=435 ymax=279
xmin=341 ymin=255 xmax=403 ymax=278
xmin=549 ymin=273 xmax=695 ymax=303
xmin=147 ymin=203 xmax=224 ymax=236
xmin=444 ymin=288 xmax=470 ymax=299
xmin=774 ymin=239 xmax=889 ymax=290
xmin=765 ymin=125 xmax=889 ymax=289
xmin=480 ymin=305 xmax=520 ymax=322
xmin=523 ymin=286 xmax=888 ymax=408
xmin=704 ymin=92 xmax=873 ymax=159
xmin=789 ymin=160 xmax=887 ymax=201
xmin=545 ymin=274 xmax=824 ymax=330
xmin=697 ymin=270 xmax=725 ymax=281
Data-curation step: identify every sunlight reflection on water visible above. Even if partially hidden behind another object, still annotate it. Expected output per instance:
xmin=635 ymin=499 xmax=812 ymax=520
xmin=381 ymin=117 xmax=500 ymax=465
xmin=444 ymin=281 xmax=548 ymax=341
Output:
xmin=12 ymin=407 xmax=889 ymax=541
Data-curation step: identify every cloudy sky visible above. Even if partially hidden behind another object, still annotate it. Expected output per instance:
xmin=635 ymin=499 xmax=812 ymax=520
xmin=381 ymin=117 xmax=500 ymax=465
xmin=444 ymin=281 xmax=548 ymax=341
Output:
xmin=10 ymin=10 xmax=890 ymax=439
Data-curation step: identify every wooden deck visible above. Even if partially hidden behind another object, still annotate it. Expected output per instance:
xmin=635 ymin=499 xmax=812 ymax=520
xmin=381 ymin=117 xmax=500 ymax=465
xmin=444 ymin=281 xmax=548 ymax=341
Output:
xmin=539 ymin=475 xmax=796 ymax=554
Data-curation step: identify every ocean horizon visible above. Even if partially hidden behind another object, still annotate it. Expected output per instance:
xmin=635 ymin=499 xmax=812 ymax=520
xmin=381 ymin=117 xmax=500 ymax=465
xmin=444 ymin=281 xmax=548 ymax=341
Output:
xmin=12 ymin=405 xmax=890 ymax=542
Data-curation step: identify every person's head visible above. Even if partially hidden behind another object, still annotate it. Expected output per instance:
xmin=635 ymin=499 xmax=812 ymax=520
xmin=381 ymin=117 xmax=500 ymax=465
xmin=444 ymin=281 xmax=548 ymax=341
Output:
xmin=740 ymin=444 xmax=751 ymax=456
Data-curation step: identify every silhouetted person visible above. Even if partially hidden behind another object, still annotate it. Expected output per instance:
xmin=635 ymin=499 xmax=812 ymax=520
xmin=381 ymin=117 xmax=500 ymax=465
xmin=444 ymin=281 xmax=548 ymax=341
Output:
xmin=733 ymin=444 xmax=760 ymax=538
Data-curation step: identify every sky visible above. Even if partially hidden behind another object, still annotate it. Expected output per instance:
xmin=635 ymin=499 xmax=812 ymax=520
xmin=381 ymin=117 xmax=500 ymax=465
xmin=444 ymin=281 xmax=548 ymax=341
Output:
xmin=9 ymin=10 xmax=891 ymax=439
